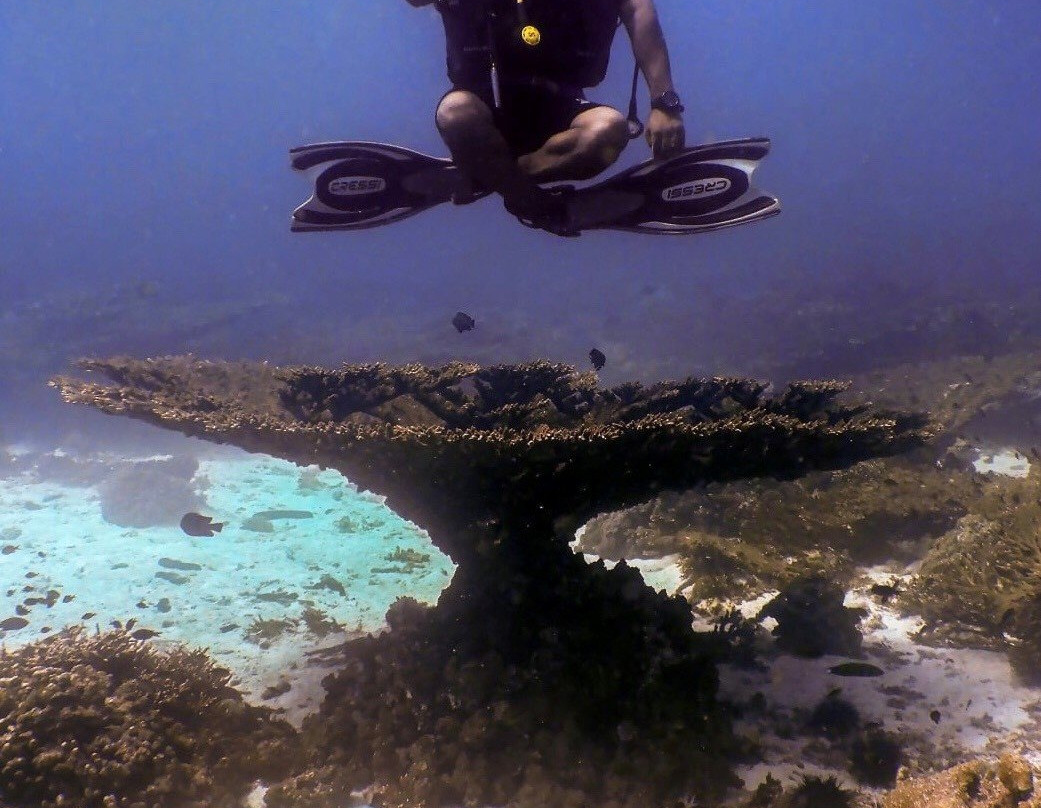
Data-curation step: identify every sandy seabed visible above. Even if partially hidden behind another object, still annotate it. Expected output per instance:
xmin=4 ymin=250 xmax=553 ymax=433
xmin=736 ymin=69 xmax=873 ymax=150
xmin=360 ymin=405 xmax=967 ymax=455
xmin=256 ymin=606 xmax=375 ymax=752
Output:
xmin=3 ymin=442 xmax=1041 ymax=805
xmin=0 ymin=445 xmax=455 ymax=726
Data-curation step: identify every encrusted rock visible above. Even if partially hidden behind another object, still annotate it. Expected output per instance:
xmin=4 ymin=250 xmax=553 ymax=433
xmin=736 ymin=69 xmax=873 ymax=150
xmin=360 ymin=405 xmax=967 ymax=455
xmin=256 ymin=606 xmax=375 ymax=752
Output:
xmin=883 ymin=757 xmax=1041 ymax=808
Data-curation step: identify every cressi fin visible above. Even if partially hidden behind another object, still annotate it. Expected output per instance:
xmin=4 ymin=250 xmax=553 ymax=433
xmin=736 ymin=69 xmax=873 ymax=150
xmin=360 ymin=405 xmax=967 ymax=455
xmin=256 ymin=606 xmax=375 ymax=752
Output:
xmin=289 ymin=138 xmax=779 ymax=236
xmin=563 ymin=138 xmax=780 ymax=235
xmin=289 ymin=141 xmax=488 ymax=232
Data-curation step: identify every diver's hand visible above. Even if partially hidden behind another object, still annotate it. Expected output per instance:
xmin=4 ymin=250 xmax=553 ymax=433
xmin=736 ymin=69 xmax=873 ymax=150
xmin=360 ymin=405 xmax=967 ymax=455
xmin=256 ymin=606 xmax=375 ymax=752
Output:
xmin=646 ymin=108 xmax=685 ymax=159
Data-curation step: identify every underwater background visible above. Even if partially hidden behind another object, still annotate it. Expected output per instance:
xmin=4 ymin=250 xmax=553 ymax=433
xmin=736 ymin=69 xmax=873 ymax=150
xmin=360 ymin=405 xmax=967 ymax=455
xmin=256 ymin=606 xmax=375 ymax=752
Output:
xmin=4 ymin=2 xmax=1041 ymax=807
xmin=4 ymin=1 xmax=1041 ymax=431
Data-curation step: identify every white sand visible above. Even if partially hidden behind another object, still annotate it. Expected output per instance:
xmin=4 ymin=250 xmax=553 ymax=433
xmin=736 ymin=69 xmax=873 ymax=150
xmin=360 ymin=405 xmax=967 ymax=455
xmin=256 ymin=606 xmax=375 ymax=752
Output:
xmin=972 ymin=447 xmax=1031 ymax=477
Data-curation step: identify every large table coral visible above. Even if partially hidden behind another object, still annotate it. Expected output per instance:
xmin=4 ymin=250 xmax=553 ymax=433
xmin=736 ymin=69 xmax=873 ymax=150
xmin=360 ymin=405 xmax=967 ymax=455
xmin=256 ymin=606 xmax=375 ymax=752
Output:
xmin=52 ymin=357 xmax=930 ymax=806
xmin=53 ymin=357 xmax=928 ymax=562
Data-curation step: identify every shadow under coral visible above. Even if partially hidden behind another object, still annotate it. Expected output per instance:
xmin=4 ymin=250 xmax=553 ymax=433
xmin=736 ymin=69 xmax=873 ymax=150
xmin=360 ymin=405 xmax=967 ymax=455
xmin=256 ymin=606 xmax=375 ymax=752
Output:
xmin=52 ymin=357 xmax=930 ymax=806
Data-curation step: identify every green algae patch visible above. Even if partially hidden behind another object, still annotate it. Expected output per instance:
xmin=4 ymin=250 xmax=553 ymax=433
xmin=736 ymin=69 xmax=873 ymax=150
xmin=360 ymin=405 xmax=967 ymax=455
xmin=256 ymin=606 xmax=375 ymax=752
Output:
xmin=245 ymin=616 xmax=297 ymax=644
xmin=904 ymin=515 xmax=1032 ymax=638
xmin=904 ymin=460 xmax=1041 ymax=635
xmin=585 ymin=454 xmax=976 ymax=604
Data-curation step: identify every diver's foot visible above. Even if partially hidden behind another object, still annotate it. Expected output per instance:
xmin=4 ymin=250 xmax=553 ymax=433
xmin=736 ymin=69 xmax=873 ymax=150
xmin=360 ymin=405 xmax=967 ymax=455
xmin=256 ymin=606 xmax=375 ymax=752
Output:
xmin=504 ymin=186 xmax=580 ymax=238
xmin=451 ymin=172 xmax=484 ymax=206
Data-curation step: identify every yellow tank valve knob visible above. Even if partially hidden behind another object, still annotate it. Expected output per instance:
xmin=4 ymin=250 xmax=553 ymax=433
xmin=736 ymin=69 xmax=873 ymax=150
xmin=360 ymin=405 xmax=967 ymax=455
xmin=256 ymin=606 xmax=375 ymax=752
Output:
xmin=521 ymin=25 xmax=541 ymax=46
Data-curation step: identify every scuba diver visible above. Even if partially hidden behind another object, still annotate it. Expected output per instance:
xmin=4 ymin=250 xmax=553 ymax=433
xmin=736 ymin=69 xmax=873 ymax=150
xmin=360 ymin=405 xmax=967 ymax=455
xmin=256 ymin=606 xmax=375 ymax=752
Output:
xmin=288 ymin=3 xmax=777 ymax=237
xmin=407 ymin=0 xmax=687 ymax=236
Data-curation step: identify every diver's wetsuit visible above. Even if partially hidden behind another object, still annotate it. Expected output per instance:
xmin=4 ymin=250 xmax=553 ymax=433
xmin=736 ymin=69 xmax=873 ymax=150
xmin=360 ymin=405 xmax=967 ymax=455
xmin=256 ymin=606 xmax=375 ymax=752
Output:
xmin=436 ymin=0 xmax=623 ymax=156
xmin=442 ymin=79 xmax=601 ymax=159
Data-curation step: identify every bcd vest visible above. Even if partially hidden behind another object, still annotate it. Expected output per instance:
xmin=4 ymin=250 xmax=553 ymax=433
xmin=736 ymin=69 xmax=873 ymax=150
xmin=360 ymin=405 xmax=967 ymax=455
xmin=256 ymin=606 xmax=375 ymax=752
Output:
xmin=438 ymin=0 xmax=623 ymax=89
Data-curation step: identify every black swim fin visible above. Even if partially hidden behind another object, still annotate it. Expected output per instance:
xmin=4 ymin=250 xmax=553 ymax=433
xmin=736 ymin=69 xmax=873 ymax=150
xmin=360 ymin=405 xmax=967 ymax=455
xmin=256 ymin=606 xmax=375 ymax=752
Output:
xmin=563 ymin=138 xmax=780 ymax=235
xmin=289 ymin=138 xmax=779 ymax=235
xmin=289 ymin=141 xmax=488 ymax=232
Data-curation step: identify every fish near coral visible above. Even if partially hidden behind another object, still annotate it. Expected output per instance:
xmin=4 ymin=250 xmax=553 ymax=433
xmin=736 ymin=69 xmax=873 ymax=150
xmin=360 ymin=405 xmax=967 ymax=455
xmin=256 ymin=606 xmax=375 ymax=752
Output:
xmin=829 ymin=661 xmax=884 ymax=678
xmin=180 ymin=512 xmax=224 ymax=537
xmin=589 ymin=348 xmax=606 ymax=371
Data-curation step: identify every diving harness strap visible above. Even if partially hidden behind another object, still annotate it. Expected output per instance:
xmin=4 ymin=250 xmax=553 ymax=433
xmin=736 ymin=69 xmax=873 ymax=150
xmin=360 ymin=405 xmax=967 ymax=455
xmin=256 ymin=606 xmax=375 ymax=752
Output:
xmin=482 ymin=0 xmax=644 ymax=139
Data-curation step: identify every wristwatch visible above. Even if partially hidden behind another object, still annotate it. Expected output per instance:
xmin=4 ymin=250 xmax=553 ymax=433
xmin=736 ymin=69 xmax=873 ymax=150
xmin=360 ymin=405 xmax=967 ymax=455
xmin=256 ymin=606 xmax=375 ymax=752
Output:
xmin=650 ymin=90 xmax=684 ymax=115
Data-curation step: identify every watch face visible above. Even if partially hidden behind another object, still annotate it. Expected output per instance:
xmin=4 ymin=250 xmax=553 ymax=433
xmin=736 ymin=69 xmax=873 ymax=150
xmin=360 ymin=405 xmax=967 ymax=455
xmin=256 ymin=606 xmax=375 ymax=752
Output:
xmin=654 ymin=91 xmax=683 ymax=112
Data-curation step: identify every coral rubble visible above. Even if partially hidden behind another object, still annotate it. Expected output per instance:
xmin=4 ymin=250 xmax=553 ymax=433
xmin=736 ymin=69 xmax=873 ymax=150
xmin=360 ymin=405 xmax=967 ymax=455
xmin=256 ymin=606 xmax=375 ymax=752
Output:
xmin=0 ymin=627 xmax=296 ymax=808
xmin=50 ymin=357 xmax=930 ymax=805
xmin=882 ymin=755 xmax=1041 ymax=808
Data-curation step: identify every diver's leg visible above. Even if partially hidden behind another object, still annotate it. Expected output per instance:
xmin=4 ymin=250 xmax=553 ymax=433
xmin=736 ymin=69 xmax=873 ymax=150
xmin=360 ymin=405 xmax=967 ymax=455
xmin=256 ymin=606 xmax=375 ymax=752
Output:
xmin=435 ymin=90 xmax=549 ymax=217
xmin=517 ymin=106 xmax=630 ymax=183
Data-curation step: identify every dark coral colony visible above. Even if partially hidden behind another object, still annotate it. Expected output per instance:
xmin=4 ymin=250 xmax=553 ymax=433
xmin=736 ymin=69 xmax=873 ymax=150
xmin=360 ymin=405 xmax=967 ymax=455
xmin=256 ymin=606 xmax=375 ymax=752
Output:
xmin=1 ymin=351 xmax=1039 ymax=807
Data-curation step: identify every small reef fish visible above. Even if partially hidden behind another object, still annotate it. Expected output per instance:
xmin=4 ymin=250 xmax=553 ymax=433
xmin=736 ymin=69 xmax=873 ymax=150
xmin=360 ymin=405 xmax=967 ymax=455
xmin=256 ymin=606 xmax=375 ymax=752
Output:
xmin=930 ymin=709 xmax=941 ymax=724
xmin=828 ymin=662 xmax=885 ymax=678
xmin=180 ymin=512 xmax=224 ymax=537
xmin=452 ymin=311 xmax=476 ymax=333
xmin=589 ymin=348 xmax=606 ymax=371
xmin=869 ymin=581 xmax=901 ymax=603
xmin=0 ymin=617 xmax=29 ymax=631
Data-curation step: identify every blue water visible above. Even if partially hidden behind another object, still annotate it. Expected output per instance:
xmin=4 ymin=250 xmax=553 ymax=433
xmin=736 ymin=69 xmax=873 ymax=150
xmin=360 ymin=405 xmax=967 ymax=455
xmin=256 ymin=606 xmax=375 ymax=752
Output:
xmin=4 ymin=2 xmax=1039 ymax=427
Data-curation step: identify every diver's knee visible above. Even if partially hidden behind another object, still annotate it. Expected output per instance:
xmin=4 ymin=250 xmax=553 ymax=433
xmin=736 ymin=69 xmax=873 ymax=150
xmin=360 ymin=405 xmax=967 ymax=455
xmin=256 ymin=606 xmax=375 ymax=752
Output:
xmin=591 ymin=112 xmax=630 ymax=159
xmin=578 ymin=112 xmax=630 ymax=173
xmin=435 ymin=91 xmax=491 ymax=136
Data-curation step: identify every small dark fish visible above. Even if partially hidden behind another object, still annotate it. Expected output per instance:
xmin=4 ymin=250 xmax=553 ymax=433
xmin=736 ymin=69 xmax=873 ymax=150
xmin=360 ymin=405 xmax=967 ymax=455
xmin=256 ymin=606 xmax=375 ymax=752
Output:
xmin=589 ymin=348 xmax=606 ymax=371
xmin=62 ymin=594 xmax=74 ymax=603
xmin=14 ymin=604 xmax=29 ymax=616
xmin=869 ymin=581 xmax=901 ymax=603
xmin=81 ymin=612 xmax=97 ymax=620
xmin=930 ymin=710 xmax=941 ymax=724
xmin=131 ymin=628 xmax=160 ymax=641
xmin=180 ymin=512 xmax=224 ymax=537
xmin=829 ymin=662 xmax=885 ymax=678
xmin=0 ymin=617 xmax=29 ymax=631
xmin=125 ymin=618 xmax=136 ymax=630
xmin=452 ymin=311 xmax=475 ymax=333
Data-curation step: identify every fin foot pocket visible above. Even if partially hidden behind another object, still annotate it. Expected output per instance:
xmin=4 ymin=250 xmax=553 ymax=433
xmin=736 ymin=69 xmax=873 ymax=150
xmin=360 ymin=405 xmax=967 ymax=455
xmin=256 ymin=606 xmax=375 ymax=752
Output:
xmin=507 ymin=186 xmax=581 ymax=238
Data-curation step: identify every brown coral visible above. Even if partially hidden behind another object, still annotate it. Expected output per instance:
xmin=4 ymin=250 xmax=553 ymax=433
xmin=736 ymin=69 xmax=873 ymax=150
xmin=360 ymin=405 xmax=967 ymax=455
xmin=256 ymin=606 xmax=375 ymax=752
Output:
xmin=0 ymin=627 xmax=297 ymax=808
xmin=52 ymin=357 xmax=930 ymax=565
xmin=883 ymin=756 xmax=1041 ymax=808
xmin=48 ymin=356 xmax=932 ymax=807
